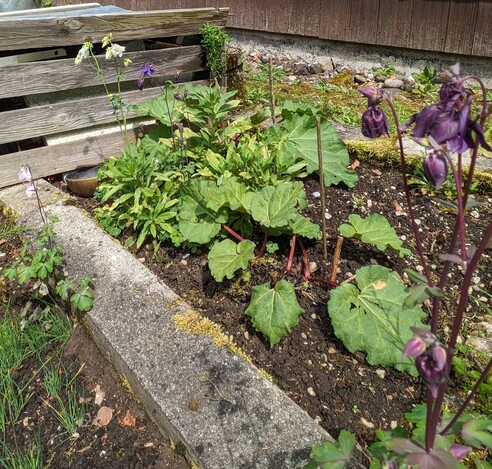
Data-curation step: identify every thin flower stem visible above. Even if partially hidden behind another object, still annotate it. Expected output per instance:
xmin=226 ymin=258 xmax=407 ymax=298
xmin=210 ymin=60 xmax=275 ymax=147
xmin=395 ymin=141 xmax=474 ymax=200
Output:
xmin=257 ymin=229 xmax=269 ymax=257
xmin=222 ymin=224 xmax=245 ymax=242
xmin=385 ymin=97 xmax=433 ymax=285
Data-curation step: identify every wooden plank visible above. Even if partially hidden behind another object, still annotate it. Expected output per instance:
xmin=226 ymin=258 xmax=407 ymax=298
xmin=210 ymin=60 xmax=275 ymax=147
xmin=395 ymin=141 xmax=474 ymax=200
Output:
xmin=377 ymin=0 xmax=413 ymax=49
xmin=0 ymin=45 xmax=205 ymax=100
xmin=0 ymin=129 xmax=138 ymax=188
xmin=408 ymin=0 xmax=450 ymax=52
xmin=0 ymin=86 xmax=164 ymax=144
xmin=318 ymin=1 xmax=352 ymax=41
xmin=0 ymin=8 xmax=229 ymax=52
xmin=345 ymin=0 xmax=380 ymax=44
xmin=444 ymin=1 xmax=478 ymax=55
xmin=472 ymin=1 xmax=492 ymax=57
xmin=265 ymin=0 xmax=320 ymax=37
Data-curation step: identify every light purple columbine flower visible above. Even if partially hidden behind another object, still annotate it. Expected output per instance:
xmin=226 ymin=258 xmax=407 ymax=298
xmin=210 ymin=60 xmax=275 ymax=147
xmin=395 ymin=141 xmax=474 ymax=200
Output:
xmin=359 ymin=88 xmax=389 ymax=139
xmin=423 ymin=151 xmax=448 ymax=188
xmin=449 ymin=444 xmax=472 ymax=461
xmin=136 ymin=63 xmax=157 ymax=91
xmin=18 ymin=165 xmax=35 ymax=197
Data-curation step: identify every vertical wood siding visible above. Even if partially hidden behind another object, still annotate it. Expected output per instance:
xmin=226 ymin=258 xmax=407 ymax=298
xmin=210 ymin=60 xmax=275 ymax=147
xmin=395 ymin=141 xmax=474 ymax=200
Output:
xmin=53 ymin=0 xmax=492 ymax=57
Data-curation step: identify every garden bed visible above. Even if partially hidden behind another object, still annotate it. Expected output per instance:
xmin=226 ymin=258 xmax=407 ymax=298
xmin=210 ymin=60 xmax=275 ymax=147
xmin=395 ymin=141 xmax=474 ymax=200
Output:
xmin=55 ymin=158 xmax=492 ymax=453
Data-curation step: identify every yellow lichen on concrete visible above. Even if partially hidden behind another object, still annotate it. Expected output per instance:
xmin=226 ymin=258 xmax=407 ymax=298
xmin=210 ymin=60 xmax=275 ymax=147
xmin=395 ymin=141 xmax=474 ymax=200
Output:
xmin=172 ymin=311 xmax=273 ymax=382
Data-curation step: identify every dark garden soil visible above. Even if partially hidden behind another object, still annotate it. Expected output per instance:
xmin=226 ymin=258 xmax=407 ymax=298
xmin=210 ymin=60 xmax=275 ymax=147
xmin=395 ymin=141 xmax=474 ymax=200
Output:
xmin=52 ymin=160 xmax=492 ymax=455
xmin=0 ymin=235 xmax=189 ymax=468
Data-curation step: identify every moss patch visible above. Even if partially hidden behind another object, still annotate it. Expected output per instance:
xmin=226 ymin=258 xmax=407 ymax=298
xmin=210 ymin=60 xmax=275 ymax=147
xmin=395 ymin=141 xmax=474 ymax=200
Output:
xmin=173 ymin=310 xmax=273 ymax=382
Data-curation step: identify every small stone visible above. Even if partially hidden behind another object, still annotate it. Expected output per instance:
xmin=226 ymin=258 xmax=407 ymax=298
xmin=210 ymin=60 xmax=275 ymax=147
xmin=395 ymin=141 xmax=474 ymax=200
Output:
xmin=414 ymin=218 xmax=421 ymax=225
xmin=375 ymin=75 xmax=387 ymax=83
xmin=367 ymin=199 xmax=373 ymax=208
xmin=244 ymin=331 xmax=250 ymax=340
xmin=307 ymin=387 xmax=316 ymax=397
xmin=309 ymin=262 xmax=318 ymax=273
xmin=180 ymin=259 xmax=188 ymax=266
xmin=415 ymin=265 xmax=424 ymax=273
xmin=472 ymin=276 xmax=481 ymax=284
xmin=321 ymin=353 xmax=328 ymax=362
xmin=308 ymin=63 xmax=324 ymax=75
xmin=367 ymin=73 xmax=374 ymax=80
xmin=470 ymin=210 xmax=479 ymax=218
xmin=292 ymin=62 xmax=310 ymax=75
xmin=327 ymin=347 xmax=337 ymax=354
xmin=307 ymin=359 xmax=313 ymax=366
xmin=390 ymin=420 xmax=398 ymax=429
xmin=311 ymin=313 xmax=318 ymax=319
xmin=138 ymin=257 xmax=146 ymax=263
xmin=360 ymin=417 xmax=375 ymax=428
xmin=383 ymin=78 xmax=404 ymax=89
xmin=260 ymin=55 xmax=270 ymax=64
xmin=400 ymin=235 xmax=406 ymax=241
xmin=375 ymin=369 xmax=386 ymax=379
xmin=324 ymin=212 xmax=332 ymax=220
xmin=354 ymin=74 xmax=367 ymax=84
xmin=312 ymin=191 xmax=321 ymax=198
xmin=301 ymin=332 xmax=308 ymax=340
xmin=314 ymin=415 xmax=322 ymax=424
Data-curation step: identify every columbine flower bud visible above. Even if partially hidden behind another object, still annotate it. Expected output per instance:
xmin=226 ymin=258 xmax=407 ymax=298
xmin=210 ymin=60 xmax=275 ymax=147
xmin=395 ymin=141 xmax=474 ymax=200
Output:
xmin=361 ymin=106 xmax=389 ymax=139
xmin=423 ymin=151 xmax=448 ymax=188
xmin=402 ymin=337 xmax=426 ymax=358
xmin=415 ymin=343 xmax=449 ymax=398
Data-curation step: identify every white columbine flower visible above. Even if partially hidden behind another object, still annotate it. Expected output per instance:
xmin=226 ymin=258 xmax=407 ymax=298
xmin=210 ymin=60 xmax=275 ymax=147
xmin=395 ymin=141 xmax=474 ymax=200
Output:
xmin=74 ymin=42 xmax=92 ymax=65
xmin=105 ymin=43 xmax=125 ymax=60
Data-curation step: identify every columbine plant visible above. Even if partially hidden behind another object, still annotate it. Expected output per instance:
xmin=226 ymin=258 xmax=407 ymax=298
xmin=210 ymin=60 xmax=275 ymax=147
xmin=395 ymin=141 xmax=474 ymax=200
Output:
xmin=75 ymin=33 xmax=132 ymax=143
xmin=3 ymin=166 xmax=94 ymax=315
xmin=358 ymin=64 xmax=492 ymax=467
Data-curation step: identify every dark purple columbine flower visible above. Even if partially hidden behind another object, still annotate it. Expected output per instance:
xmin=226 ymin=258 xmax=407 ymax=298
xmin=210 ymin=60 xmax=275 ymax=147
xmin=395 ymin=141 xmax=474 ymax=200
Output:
xmin=361 ymin=106 xmax=389 ymax=139
xmin=423 ymin=151 xmax=448 ymax=188
xmin=415 ymin=343 xmax=449 ymax=398
xmin=136 ymin=76 xmax=145 ymax=91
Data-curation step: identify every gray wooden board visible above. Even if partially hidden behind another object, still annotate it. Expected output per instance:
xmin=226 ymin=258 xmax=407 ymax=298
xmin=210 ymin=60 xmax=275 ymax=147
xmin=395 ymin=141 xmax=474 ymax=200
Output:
xmin=0 ymin=8 xmax=229 ymax=51
xmin=0 ymin=45 xmax=205 ymax=99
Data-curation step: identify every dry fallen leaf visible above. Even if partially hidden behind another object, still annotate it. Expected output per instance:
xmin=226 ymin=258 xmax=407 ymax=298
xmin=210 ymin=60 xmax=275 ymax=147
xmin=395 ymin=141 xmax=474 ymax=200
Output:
xmin=349 ymin=159 xmax=360 ymax=170
xmin=371 ymin=168 xmax=382 ymax=176
xmin=121 ymin=410 xmax=137 ymax=427
xmin=394 ymin=202 xmax=403 ymax=212
xmin=92 ymin=384 xmax=105 ymax=406
xmin=92 ymin=406 xmax=113 ymax=427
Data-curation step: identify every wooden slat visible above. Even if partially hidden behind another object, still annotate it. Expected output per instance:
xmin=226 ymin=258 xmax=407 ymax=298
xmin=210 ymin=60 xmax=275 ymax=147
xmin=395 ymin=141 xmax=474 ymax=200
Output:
xmin=377 ymin=0 xmax=414 ymax=49
xmin=0 ymin=129 xmax=138 ymax=188
xmin=472 ymin=1 xmax=492 ymax=57
xmin=0 ymin=8 xmax=229 ymax=52
xmin=318 ymin=0 xmax=352 ymax=41
xmin=408 ymin=1 xmax=450 ymax=52
xmin=345 ymin=0 xmax=380 ymax=44
xmin=0 ymin=45 xmax=205 ymax=100
xmin=266 ymin=0 xmax=320 ymax=37
xmin=445 ymin=1 xmax=478 ymax=55
xmin=0 ymin=86 xmax=164 ymax=144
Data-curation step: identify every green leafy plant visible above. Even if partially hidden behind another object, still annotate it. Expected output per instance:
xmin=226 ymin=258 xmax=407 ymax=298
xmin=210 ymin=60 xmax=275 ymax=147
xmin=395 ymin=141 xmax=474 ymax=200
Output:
xmin=253 ymin=63 xmax=288 ymax=83
xmin=338 ymin=213 xmax=411 ymax=257
xmin=374 ymin=65 xmax=395 ymax=77
xmin=302 ymin=430 xmax=356 ymax=469
xmin=200 ymin=23 xmax=231 ymax=81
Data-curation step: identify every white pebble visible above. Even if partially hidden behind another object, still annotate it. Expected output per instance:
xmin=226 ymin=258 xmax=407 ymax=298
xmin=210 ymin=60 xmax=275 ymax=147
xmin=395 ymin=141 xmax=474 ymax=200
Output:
xmin=375 ymin=369 xmax=386 ymax=379
xmin=470 ymin=210 xmax=479 ymax=218
xmin=367 ymin=199 xmax=373 ymax=208
xmin=312 ymin=191 xmax=321 ymax=198
xmin=360 ymin=417 xmax=375 ymax=429
xmin=301 ymin=332 xmax=308 ymax=340
xmin=400 ymin=235 xmax=406 ymax=241
xmin=307 ymin=387 xmax=316 ymax=397
xmin=324 ymin=212 xmax=332 ymax=220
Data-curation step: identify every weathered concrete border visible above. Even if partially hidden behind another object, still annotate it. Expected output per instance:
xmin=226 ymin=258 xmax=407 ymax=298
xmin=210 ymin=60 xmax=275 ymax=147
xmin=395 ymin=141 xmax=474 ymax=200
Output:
xmin=0 ymin=181 xmax=365 ymax=469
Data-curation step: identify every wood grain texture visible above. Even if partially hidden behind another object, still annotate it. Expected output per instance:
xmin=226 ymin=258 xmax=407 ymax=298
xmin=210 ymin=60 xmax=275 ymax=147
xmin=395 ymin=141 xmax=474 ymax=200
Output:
xmin=0 ymin=8 xmax=229 ymax=52
xmin=0 ymin=45 xmax=205 ymax=100
xmin=0 ymin=129 xmax=139 ymax=188
xmin=472 ymin=1 xmax=492 ymax=57
xmin=0 ymin=87 xmax=164 ymax=144
xmin=265 ymin=0 xmax=320 ymax=37
xmin=445 ymin=1 xmax=479 ymax=55
xmin=318 ymin=0 xmax=352 ymax=41
xmin=346 ymin=0 xmax=380 ymax=44
xmin=377 ymin=0 xmax=413 ymax=48
xmin=408 ymin=0 xmax=450 ymax=52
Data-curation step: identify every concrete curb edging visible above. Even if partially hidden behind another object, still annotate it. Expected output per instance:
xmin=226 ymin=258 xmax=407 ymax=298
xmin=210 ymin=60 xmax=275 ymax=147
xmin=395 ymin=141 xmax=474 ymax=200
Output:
xmin=0 ymin=181 xmax=362 ymax=469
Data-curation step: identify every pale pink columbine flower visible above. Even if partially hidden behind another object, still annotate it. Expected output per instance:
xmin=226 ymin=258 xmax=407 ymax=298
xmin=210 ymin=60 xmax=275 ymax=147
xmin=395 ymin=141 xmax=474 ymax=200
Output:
xmin=18 ymin=166 xmax=35 ymax=197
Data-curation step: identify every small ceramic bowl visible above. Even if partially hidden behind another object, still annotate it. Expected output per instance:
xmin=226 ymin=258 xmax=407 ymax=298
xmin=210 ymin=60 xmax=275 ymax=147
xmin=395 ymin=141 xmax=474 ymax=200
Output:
xmin=64 ymin=166 xmax=99 ymax=198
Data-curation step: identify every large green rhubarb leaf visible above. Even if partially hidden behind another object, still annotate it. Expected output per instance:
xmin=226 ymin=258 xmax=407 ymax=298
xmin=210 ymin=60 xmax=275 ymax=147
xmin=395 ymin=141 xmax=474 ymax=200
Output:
xmin=178 ymin=180 xmax=228 ymax=244
xmin=208 ymin=239 xmax=256 ymax=282
xmin=268 ymin=114 xmax=358 ymax=187
xmin=245 ymin=280 xmax=304 ymax=347
xmin=219 ymin=178 xmax=254 ymax=213
xmin=327 ymin=265 xmax=427 ymax=374
xmin=250 ymin=182 xmax=305 ymax=228
xmin=339 ymin=214 xmax=410 ymax=257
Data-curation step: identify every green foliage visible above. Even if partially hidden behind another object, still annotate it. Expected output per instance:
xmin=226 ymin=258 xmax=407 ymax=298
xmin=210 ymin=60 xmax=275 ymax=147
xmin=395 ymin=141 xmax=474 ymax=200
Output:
xmin=327 ymin=265 xmax=427 ymax=374
xmin=253 ymin=63 xmax=288 ymax=83
xmin=2 ymin=222 xmax=93 ymax=314
xmin=200 ymin=23 xmax=231 ymax=80
xmin=245 ymin=280 xmax=304 ymax=347
xmin=413 ymin=66 xmax=438 ymax=85
xmin=302 ymin=431 xmax=356 ymax=469
xmin=208 ymin=239 xmax=256 ymax=282
xmin=338 ymin=213 xmax=411 ymax=257
xmin=374 ymin=65 xmax=395 ymax=77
